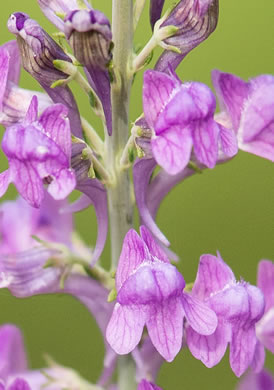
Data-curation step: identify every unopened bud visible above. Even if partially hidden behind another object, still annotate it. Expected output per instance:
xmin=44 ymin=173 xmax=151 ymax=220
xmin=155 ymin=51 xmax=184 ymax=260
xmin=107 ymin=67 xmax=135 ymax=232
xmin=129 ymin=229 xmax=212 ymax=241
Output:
xmin=64 ymin=9 xmax=112 ymax=70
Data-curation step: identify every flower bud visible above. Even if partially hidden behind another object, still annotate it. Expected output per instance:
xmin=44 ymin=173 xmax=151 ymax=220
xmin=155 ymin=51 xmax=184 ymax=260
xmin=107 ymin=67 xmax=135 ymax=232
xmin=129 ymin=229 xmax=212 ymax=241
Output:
xmin=155 ymin=0 xmax=219 ymax=72
xmin=7 ymin=12 xmax=82 ymax=137
xmin=64 ymin=9 xmax=113 ymax=135
xmin=65 ymin=9 xmax=112 ymax=70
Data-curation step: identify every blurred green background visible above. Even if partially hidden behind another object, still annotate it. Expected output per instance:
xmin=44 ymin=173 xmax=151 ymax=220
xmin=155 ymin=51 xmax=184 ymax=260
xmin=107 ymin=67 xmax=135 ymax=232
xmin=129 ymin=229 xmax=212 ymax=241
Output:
xmin=0 ymin=0 xmax=273 ymax=389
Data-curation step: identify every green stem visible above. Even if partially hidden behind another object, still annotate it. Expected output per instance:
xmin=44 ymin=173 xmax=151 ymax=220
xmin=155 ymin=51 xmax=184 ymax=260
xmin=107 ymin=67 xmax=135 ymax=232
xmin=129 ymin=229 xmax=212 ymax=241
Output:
xmin=107 ymin=2 xmax=136 ymax=388
xmin=107 ymin=0 xmax=134 ymax=270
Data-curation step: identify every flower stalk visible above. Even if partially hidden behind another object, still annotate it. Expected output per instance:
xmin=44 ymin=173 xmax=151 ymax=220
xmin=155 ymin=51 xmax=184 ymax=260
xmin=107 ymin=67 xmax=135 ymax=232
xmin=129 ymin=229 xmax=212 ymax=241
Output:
xmin=106 ymin=0 xmax=134 ymax=270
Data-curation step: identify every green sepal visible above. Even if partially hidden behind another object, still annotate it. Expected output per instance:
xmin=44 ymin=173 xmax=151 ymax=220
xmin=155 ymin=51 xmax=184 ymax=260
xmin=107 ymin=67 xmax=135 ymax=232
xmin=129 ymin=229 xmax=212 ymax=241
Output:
xmin=108 ymin=288 xmax=117 ymax=302
xmin=187 ymin=161 xmax=203 ymax=174
xmin=88 ymin=90 xmax=97 ymax=108
xmin=55 ymin=12 xmax=66 ymax=20
xmin=128 ymin=147 xmax=135 ymax=163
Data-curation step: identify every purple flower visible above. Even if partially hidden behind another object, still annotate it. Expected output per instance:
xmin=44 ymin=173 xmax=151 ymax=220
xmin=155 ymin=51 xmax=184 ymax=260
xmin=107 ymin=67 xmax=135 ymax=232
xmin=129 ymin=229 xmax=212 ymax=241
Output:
xmin=251 ymin=260 xmax=274 ymax=372
xmin=212 ymin=70 xmax=274 ymax=162
xmin=155 ymin=0 xmax=219 ymax=72
xmin=142 ymin=69 xmax=237 ymax=175
xmin=7 ymin=13 xmax=82 ymax=138
xmin=186 ymin=253 xmax=265 ymax=377
xmin=0 ymin=40 xmax=52 ymax=127
xmin=0 ymin=96 xmax=76 ymax=208
xmin=138 ymin=379 xmax=162 ymax=390
xmin=106 ymin=226 xmax=217 ymax=362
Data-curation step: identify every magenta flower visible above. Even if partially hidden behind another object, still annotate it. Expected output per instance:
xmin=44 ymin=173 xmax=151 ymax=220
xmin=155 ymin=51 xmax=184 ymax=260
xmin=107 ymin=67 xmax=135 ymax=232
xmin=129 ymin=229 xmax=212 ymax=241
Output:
xmin=0 ymin=96 xmax=76 ymax=208
xmin=143 ymin=69 xmax=237 ymax=175
xmin=212 ymin=70 xmax=274 ymax=162
xmin=186 ymin=253 xmax=265 ymax=377
xmin=106 ymin=226 xmax=217 ymax=362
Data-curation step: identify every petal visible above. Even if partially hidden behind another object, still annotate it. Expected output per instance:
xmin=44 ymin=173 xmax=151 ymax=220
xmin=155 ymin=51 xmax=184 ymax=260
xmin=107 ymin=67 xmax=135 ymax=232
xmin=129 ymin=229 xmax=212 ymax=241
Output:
xmin=10 ymin=160 xmax=45 ymax=208
xmin=0 ymin=324 xmax=28 ymax=380
xmin=151 ymin=125 xmax=193 ymax=175
xmin=143 ymin=70 xmax=180 ymax=129
xmin=8 ymin=379 xmax=31 ymax=390
xmin=146 ymin=297 xmax=184 ymax=362
xmin=192 ymin=253 xmax=235 ymax=300
xmin=133 ymin=158 xmax=170 ymax=246
xmin=219 ymin=124 xmax=238 ymax=157
xmin=47 ymin=168 xmax=76 ymax=200
xmin=24 ymin=95 xmax=38 ymax=124
xmin=1 ymin=247 xmax=60 ymax=297
xmin=182 ymin=293 xmax=217 ymax=335
xmin=212 ymin=70 xmax=250 ymax=130
xmin=186 ymin=320 xmax=231 ymax=368
xmin=138 ymin=379 xmax=162 ymax=390
xmin=238 ymin=75 xmax=274 ymax=161
xmin=76 ymin=178 xmax=108 ymax=265
xmin=256 ymin=308 xmax=274 ymax=354
xmin=106 ymin=303 xmax=146 ymax=354
xmin=0 ymin=47 xmax=9 ymax=110
xmin=117 ymin=261 xmax=185 ymax=305
xmin=251 ymin=340 xmax=265 ymax=373
xmin=0 ymin=40 xmax=21 ymax=84
xmin=230 ymin=326 xmax=257 ymax=377
xmin=0 ymin=170 xmax=11 ymax=198
xmin=192 ymin=118 xmax=219 ymax=168
xmin=236 ymin=370 xmax=274 ymax=390
xmin=140 ymin=225 xmax=169 ymax=263
xmin=155 ymin=83 xmax=216 ymax=132
xmin=257 ymin=260 xmax=274 ymax=312
xmin=61 ymin=194 xmax=91 ymax=213
xmin=38 ymin=103 xmax=71 ymax=158
xmin=115 ymin=229 xmax=150 ymax=291
xmin=149 ymin=0 xmax=165 ymax=29
xmin=135 ymin=338 xmax=164 ymax=383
